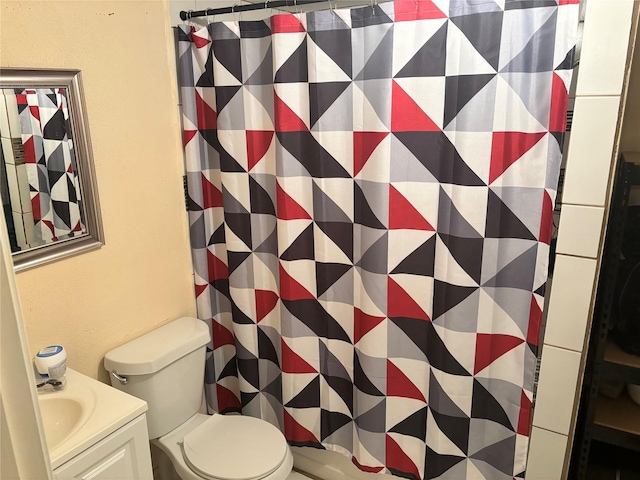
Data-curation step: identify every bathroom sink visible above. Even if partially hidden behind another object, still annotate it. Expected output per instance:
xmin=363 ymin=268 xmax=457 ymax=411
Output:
xmin=36 ymin=368 xmax=148 ymax=470
xmin=38 ymin=396 xmax=88 ymax=450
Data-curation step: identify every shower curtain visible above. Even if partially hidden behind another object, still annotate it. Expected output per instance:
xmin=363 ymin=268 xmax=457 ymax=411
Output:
xmin=177 ymin=1 xmax=578 ymax=478
xmin=18 ymin=88 xmax=84 ymax=243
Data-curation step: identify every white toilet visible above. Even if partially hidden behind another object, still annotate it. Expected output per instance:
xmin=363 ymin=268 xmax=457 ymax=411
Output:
xmin=104 ymin=317 xmax=294 ymax=480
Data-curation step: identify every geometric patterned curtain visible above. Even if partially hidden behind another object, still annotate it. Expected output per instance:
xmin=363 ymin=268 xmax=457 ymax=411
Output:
xmin=177 ymin=1 xmax=578 ymax=478
xmin=18 ymin=88 xmax=85 ymax=244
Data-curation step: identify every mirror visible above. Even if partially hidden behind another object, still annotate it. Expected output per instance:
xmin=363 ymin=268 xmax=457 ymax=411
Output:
xmin=0 ymin=69 xmax=103 ymax=271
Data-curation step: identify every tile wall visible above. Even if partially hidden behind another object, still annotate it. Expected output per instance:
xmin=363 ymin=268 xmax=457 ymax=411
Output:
xmin=0 ymin=89 xmax=36 ymax=250
xmin=526 ymin=1 xmax=638 ymax=479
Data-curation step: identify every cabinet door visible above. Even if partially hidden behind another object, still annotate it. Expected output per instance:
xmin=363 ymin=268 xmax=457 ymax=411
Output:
xmin=54 ymin=415 xmax=153 ymax=480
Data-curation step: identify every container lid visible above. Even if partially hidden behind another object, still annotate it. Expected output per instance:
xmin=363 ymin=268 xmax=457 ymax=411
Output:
xmin=104 ymin=317 xmax=210 ymax=375
xmin=182 ymin=414 xmax=288 ymax=480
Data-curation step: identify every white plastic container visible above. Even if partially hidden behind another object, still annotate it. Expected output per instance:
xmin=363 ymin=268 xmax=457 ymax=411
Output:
xmin=34 ymin=345 xmax=67 ymax=379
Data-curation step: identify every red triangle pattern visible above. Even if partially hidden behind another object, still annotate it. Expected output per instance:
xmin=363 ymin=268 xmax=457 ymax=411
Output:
xmin=202 ymin=173 xmax=224 ymax=209
xmin=279 ymin=264 xmax=315 ymax=300
xmin=212 ymin=321 xmax=235 ymax=349
xmin=282 ymin=340 xmax=318 ymax=373
xmin=246 ymin=130 xmax=274 ymax=171
xmin=549 ymin=73 xmax=569 ymax=132
xmin=489 ymin=132 xmax=545 ymax=184
xmin=195 ymin=283 xmax=208 ymax=298
xmin=195 ymin=90 xmax=217 ymax=130
xmin=276 ymin=182 xmax=311 ymax=220
xmin=29 ymin=105 xmax=40 ymax=121
xmin=527 ymin=295 xmax=542 ymax=346
xmin=354 ymin=131 xmax=389 ymax=176
xmin=388 ymin=277 xmax=430 ymax=321
xmin=389 ymin=185 xmax=435 ymax=231
xmin=216 ymin=383 xmax=242 ymax=412
xmin=207 ymin=250 xmax=229 ymax=281
xmin=474 ymin=333 xmax=524 ymax=374
xmin=31 ymin=193 xmax=41 ymax=220
xmin=354 ymin=307 xmax=385 ymax=344
xmin=391 ymin=81 xmax=440 ymax=132
xmin=517 ymin=390 xmax=533 ymax=436
xmin=43 ymin=220 xmax=56 ymax=239
xmin=387 ymin=360 xmax=426 ymax=402
xmin=183 ymin=130 xmax=197 ymax=146
xmin=191 ymin=30 xmax=211 ymax=49
xmin=385 ymin=435 xmax=421 ymax=479
xmin=539 ymin=190 xmax=553 ymax=245
xmin=274 ymin=93 xmax=307 ymax=132
xmin=255 ymin=289 xmax=279 ymax=322
xmin=284 ymin=410 xmax=320 ymax=443
xmin=393 ymin=0 xmax=447 ymax=21
xmin=351 ymin=457 xmax=384 ymax=474
xmin=22 ymin=136 xmax=36 ymax=163
xmin=271 ymin=15 xmax=306 ymax=33
xmin=72 ymin=221 xmax=83 ymax=232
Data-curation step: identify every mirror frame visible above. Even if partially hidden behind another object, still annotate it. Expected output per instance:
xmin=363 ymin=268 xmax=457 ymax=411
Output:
xmin=0 ymin=68 xmax=104 ymax=272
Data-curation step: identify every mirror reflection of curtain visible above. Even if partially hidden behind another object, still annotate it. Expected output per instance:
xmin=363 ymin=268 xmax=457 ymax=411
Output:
xmin=17 ymin=88 xmax=84 ymax=243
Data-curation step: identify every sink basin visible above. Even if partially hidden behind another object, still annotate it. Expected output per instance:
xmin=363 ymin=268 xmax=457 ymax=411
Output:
xmin=36 ymin=368 xmax=148 ymax=470
xmin=38 ymin=396 xmax=87 ymax=450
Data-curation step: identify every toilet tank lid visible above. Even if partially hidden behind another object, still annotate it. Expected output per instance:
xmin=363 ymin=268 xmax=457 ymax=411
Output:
xmin=104 ymin=317 xmax=210 ymax=375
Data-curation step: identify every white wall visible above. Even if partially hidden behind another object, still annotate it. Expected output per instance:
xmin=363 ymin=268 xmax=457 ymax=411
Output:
xmin=0 ymin=0 xmax=197 ymax=382
xmin=1 ymin=207 xmax=51 ymax=480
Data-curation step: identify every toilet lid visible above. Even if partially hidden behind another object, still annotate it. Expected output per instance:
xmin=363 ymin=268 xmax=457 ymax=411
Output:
xmin=181 ymin=414 xmax=289 ymax=480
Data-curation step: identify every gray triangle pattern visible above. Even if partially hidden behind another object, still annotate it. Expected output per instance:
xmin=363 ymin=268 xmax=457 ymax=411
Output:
xmin=177 ymin=2 xmax=579 ymax=479
xmin=389 ymin=135 xmax=439 ymax=183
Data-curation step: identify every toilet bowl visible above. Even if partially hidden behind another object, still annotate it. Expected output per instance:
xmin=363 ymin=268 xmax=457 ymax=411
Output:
xmin=104 ymin=317 xmax=293 ymax=480
xmin=153 ymin=413 xmax=293 ymax=480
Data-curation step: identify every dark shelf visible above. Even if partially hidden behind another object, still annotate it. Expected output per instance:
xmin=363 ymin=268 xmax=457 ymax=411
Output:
xmin=594 ymin=391 xmax=640 ymax=436
xmin=602 ymin=340 xmax=640 ymax=384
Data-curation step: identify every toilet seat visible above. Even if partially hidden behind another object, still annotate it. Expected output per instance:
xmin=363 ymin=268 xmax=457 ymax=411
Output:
xmin=181 ymin=414 xmax=289 ymax=480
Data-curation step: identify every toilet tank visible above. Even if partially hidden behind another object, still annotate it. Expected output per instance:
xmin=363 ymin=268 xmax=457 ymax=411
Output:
xmin=104 ymin=317 xmax=210 ymax=439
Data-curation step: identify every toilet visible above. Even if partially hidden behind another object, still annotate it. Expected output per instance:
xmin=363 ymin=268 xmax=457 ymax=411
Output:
xmin=104 ymin=317 xmax=294 ymax=480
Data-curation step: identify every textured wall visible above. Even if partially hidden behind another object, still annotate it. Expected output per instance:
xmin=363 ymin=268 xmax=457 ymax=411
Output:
xmin=0 ymin=0 xmax=196 ymax=382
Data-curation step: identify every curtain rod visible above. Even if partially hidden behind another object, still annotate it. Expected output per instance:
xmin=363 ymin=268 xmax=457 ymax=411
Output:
xmin=180 ymin=0 xmax=331 ymax=20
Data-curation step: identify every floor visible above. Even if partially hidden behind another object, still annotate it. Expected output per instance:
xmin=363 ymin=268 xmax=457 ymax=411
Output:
xmin=288 ymin=471 xmax=316 ymax=480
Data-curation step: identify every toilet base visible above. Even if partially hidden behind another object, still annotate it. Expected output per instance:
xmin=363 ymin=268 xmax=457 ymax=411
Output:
xmin=151 ymin=413 xmax=294 ymax=480
xmin=150 ymin=442 xmax=181 ymax=480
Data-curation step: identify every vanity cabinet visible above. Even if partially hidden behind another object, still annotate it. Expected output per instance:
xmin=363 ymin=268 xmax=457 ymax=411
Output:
xmin=53 ymin=414 xmax=153 ymax=480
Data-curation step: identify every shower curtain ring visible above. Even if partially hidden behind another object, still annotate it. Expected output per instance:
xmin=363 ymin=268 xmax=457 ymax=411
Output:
xmin=187 ymin=10 xmax=197 ymax=28
xmin=232 ymin=3 xmax=242 ymax=24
